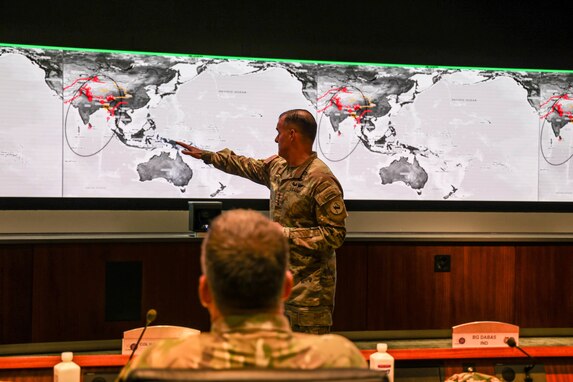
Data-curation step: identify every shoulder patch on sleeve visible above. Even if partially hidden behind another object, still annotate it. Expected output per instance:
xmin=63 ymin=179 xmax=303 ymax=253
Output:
xmin=315 ymin=186 xmax=340 ymax=206
xmin=329 ymin=199 xmax=345 ymax=215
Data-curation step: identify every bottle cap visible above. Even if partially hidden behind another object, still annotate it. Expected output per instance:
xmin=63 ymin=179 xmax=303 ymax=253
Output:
xmin=61 ymin=352 xmax=73 ymax=362
xmin=376 ymin=343 xmax=388 ymax=352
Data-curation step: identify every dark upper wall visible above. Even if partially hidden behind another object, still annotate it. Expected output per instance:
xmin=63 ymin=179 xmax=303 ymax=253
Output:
xmin=0 ymin=1 xmax=571 ymax=215
xmin=0 ymin=1 xmax=570 ymax=70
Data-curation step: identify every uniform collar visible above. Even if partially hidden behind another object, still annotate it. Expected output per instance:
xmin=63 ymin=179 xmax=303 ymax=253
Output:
xmin=284 ymin=152 xmax=317 ymax=179
xmin=211 ymin=313 xmax=292 ymax=335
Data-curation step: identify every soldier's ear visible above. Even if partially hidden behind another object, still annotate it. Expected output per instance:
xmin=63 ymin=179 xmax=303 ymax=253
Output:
xmin=289 ymin=128 xmax=297 ymax=141
xmin=282 ymin=270 xmax=293 ymax=301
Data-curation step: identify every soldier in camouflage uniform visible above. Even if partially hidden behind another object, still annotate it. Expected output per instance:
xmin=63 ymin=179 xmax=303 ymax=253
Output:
xmin=176 ymin=109 xmax=347 ymax=334
xmin=117 ymin=210 xmax=365 ymax=379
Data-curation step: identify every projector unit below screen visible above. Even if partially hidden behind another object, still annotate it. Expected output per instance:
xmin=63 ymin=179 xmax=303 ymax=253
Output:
xmin=188 ymin=201 xmax=222 ymax=232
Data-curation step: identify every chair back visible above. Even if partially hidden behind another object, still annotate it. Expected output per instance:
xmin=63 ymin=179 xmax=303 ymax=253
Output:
xmin=125 ymin=368 xmax=387 ymax=382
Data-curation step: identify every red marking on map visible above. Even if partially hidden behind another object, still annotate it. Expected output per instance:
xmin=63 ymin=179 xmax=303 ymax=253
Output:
xmin=64 ymin=76 xmax=130 ymax=121
xmin=106 ymin=101 xmax=128 ymax=120
xmin=318 ymin=86 xmax=374 ymax=126
xmin=63 ymin=76 xmax=102 ymax=91
xmin=540 ymin=94 xmax=573 ymax=121
xmin=317 ymin=87 xmax=349 ymax=102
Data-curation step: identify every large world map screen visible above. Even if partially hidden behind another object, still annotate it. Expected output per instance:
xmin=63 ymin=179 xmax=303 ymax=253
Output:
xmin=1 ymin=43 xmax=573 ymax=203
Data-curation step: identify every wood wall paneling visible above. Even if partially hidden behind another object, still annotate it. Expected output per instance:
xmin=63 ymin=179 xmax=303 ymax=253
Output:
xmin=0 ymin=245 xmax=33 ymax=344
xmin=514 ymin=245 xmax=573 ymax=328
xmin=367 ymin=244 xmax=426 ymax=330
xmin=133 ymin=241 xmax=210 ymax=332
xmin=452 ymin=245 xmax=515 ymax=325
xmin=366 ymin=244 xmax=516 ymax=330
xmin=30 ymin=242 xmax=209 ymax=343
xmin=1 ymin=240 xmax=572 ymax=345
xmin=31 ymin=243 xmax=111 ymax=342
xmin=332 ymin=242 xmax=369 ymax=331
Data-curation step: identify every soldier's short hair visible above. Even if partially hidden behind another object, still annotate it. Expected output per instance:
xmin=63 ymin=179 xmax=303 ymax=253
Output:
xmin=279 ymin=109 xmax=317 ymax=143
xmin=201 ymin=209 xmax=289 ymax=313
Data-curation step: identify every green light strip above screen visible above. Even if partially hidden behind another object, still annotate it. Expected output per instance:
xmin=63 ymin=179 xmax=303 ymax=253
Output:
xmin=2 ymin=41 xmax=573 ymax=74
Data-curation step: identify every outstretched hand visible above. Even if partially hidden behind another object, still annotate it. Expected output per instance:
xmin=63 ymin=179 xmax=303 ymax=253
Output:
xmin=176 ymin=141 xmax=204 ymax=159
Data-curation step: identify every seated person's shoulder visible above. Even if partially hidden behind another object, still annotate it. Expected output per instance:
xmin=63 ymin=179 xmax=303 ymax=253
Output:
xmin=293 ymin=333 xmax=367 ymax=368
xmin=130 ymin=333 xmax=214 ymax=369
xmin=312 ymin=333 xmax=362 ymax=349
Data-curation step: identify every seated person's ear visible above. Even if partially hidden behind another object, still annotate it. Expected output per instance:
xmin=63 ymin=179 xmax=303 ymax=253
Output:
xmin=282 ymin=271 xmax=293 ymax=301
xmin=199 ymin=275 xmax=212 ymax=307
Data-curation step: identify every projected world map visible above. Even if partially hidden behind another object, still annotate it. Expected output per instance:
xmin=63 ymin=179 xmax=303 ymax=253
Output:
xmin=1 ymin=44 xmax=572 ymax=201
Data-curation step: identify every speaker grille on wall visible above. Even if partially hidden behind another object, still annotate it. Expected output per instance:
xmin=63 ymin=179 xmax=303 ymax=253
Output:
xmin=189 ymin=201 xmax=223 ymax=232
xmin=105 ymin=261 xmax=142 ymax=322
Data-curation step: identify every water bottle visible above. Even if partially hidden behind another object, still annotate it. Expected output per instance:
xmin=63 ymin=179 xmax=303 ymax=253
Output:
xmin=53 ymin=352 xmax=80 ymax=382
xmin=369 ymin=343 xmax=394 ymax=382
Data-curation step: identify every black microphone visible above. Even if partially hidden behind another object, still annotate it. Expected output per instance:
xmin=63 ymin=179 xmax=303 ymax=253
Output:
xmin=506 ymin=337 xmax=535 ymax=382
xmin=128 ymin=308 xmax=157 ymax=362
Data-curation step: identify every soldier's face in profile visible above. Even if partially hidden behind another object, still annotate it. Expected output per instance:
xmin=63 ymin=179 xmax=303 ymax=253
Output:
xmin=274 ymin=118 xmax=291 ymax=158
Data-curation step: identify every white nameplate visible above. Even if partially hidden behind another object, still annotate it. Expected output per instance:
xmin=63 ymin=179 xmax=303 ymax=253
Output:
xmin=122 ymin=325 xmax=200 ymax=356
xmin=452 ymin=321 xmax=519 ymax=348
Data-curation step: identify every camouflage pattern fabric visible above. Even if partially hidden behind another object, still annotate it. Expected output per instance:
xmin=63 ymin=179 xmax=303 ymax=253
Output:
xmin=202 ymin=150 xmax=347 ymax=325
xmin=445 ymin=372 xmax=501 ymax=382
xmin=285 ymin=305 xmax=332 ymax=334
xmin=118 ymin=314 xmax=366 ymax=379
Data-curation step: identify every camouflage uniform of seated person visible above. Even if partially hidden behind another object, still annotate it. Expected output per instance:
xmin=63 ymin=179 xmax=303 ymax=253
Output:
xmin=177 ymin=109 xmax=347 ymax=334
xmin=117 ymin=210 xmax=365 ymax=379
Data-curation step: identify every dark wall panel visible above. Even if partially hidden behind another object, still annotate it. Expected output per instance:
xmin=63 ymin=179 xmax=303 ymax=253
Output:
xmin=0 ymin=240 xmax=571 ymax=344
xmin=31 ymin=243 xmax=110 ymax=342
xmin=1 ymin=2 xmax=569 ymax=70
xmin=0 ymin=245 xmax=33 ymax=344
xmin=514 ymin=245 xmax=573 ymax=328
xmin=367 ymin=244 xmax=458 ymax=330
xmin=366 ymin=244 xmax=515 ymax=330
xmin=451 ymin=245 xmax=515 ymax=325
xmin=105 ymin=261 xmax=142 ymax=322
xmin=134 ymin=241 xmax=209 ymax=332
xmin=332 ymin=242 xmax=369 ymax=331
xmin=30 ymin=241 xmax=209 ymax=343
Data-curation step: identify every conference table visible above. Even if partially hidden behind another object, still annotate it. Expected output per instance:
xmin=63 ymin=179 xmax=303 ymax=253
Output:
xmin=1 ymin=345 xmax=573 ymax=382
